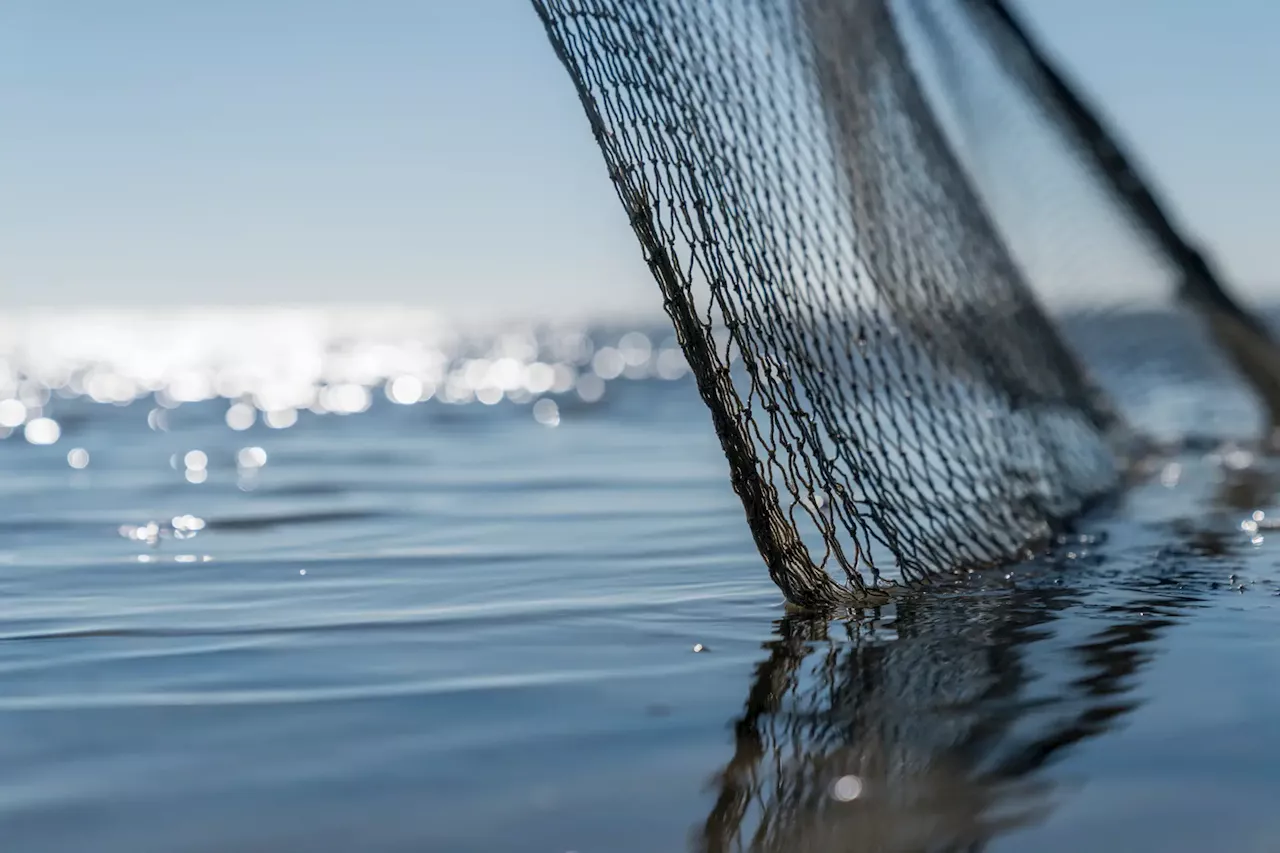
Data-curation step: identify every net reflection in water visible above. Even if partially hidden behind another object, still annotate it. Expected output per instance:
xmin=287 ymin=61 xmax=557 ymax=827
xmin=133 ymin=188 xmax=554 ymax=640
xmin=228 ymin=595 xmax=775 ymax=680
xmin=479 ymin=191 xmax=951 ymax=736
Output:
xmin=696 ymin=548 xmax=1212 ymax=853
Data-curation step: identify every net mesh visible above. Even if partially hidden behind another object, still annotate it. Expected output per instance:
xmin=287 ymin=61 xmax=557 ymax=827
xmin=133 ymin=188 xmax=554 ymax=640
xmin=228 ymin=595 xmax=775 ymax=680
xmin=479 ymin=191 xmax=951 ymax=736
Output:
xmin=529 ymin=0 xmax=1262 ymax=605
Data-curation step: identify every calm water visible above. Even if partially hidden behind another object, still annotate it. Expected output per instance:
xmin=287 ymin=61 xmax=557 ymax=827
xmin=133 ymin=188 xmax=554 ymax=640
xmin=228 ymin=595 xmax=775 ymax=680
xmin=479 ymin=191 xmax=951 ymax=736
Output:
xmin=2 ymin=308 xmax=1279 ymax=852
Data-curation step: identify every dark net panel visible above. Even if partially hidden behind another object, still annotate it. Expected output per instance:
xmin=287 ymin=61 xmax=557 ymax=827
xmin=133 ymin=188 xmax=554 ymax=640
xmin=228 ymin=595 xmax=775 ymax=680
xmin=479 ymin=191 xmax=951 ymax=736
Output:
xmin=896 ymin=1 xmax=1262 ymax=441
xmin=906 ymin=0 xmax=1280 ymax=438
xmin=530 ymin=0 xmax=1133 ymax=607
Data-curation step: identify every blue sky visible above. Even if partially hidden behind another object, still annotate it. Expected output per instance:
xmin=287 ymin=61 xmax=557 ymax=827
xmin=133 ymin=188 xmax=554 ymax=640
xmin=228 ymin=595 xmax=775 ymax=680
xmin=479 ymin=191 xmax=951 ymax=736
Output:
xmin=1 ymin=1 xmax=1276 ymax=319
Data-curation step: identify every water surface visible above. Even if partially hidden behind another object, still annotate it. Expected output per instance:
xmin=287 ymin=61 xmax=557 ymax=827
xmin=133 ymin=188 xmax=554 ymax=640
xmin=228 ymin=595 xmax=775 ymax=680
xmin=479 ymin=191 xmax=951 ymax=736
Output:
xmin=1 ymin=308 xmax=1278 ymax=852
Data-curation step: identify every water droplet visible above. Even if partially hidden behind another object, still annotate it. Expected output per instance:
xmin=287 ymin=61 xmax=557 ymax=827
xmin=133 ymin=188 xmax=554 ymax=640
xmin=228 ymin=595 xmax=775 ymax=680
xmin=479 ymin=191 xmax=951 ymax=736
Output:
xmin=830 ymin=775 xmax=863 ymax=802
xmin=576 ymin=373 xmax=605 ymax=403
xmin=225 ymin=402 xmax=255 ymax=431
xmin=387 ymin=375 xmax=424 ymax=405
xmin=533 ymin=398 xmax=560 ymax=427
xmin=264 ymin=408 xmax=298 ymax=429
xmin=0 ymin=398 xmax=26 ymax=428
xmin=1225 ymin=448 xmax=1255 ymax=470
xmin=237 ymin=446 xmax=268 ymax=469
xmin=24 ymin=417 xmax=60 ymax=445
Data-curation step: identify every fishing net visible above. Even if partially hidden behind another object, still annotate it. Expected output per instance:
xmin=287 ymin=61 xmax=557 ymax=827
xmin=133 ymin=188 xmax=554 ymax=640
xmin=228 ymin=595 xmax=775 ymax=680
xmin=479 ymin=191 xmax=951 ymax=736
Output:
xmin=530 ymin=0 xmax=1280 ymax=606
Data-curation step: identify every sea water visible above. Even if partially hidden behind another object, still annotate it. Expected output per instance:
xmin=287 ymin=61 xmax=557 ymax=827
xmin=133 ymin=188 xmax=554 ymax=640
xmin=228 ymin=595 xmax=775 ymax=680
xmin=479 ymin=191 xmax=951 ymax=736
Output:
xmin=1 ymin=307 xmax=1278 ymax=852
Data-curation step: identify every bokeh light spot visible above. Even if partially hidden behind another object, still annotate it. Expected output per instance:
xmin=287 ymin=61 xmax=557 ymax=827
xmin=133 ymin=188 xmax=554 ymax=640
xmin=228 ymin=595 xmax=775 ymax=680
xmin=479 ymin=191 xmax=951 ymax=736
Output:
xmin=24 ymin=417 xmax=61 ymax=445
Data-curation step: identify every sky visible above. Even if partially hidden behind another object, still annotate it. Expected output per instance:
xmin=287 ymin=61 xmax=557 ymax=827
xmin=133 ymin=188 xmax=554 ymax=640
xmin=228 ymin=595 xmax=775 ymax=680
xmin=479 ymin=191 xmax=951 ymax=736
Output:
xmin=1 ymin=0 xmax=1277 ymax=320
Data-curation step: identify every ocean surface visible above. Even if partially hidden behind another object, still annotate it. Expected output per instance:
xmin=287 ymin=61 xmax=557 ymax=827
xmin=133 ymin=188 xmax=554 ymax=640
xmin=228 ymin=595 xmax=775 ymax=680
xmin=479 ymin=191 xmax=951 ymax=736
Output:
xmin=2 ymin=307 xmax=1280 ymax=853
